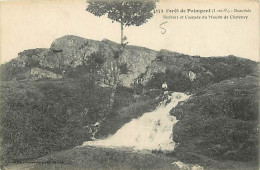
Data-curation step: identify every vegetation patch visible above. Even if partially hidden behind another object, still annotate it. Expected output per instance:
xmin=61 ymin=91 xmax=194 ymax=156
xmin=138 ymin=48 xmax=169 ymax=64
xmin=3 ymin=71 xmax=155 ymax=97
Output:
xmin=170 ymin=75 xmax=259 ymax=164
xmin=0 ymin=78 xmax=110 ymax=165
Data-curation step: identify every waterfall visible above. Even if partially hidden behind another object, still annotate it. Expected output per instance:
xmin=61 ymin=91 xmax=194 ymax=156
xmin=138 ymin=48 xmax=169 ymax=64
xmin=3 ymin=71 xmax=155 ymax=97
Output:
xmin=83 ymin=92 xmax=190 ymax=152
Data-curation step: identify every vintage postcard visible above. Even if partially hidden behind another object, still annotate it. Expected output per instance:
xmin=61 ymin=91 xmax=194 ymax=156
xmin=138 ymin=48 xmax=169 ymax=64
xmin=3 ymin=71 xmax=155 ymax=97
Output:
xmin=0 ymin=0 xmax=259 ymax=169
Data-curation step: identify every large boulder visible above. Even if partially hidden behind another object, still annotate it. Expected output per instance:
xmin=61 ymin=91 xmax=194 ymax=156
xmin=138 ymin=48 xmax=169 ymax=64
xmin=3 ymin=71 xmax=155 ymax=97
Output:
xmin=11 ymin=35 xmax=158 ymax=86
xmin=43 ymin=35 xmax=101 ymax=69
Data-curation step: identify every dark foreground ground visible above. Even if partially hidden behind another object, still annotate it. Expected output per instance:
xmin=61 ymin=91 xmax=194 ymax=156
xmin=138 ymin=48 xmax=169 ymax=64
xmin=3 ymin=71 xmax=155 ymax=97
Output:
xmin=2 ymin=146 xmax=258 ymax=170
xmin=3 ymin=146 xmax=179 ymax=170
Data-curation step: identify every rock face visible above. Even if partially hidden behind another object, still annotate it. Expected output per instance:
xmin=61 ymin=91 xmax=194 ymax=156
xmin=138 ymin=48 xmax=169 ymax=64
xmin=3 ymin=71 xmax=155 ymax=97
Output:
xmin=4 ymin=35 xmax=258 ymax=88
xmin=119 ymin=45 xmax=157 ymax=86
xmin=140 ymin=50 xmax=201 ymax=85
xmin=16 ymin=48 xmax=48 ymax=67
xmin=30 ymin=67 xmax=63 ymax=80
xmin=45 ymin=35 xmax=101 ymax=69
xmin=11 ymin=35 xmax=157 ymax=86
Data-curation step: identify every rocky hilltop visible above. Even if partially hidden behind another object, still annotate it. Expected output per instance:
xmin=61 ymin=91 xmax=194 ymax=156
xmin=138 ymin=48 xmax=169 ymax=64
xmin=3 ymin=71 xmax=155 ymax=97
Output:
xmin=3 ymin=35 xmax=157 ymax=86
xmin=1 ymin=35 xmax=258 ymax=90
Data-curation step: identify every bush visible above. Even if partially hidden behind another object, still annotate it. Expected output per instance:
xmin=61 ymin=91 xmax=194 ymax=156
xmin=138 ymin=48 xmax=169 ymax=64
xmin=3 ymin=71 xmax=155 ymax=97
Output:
xmin=0 ymin=79 xmax=110 ymax=165
xmin=0 ymin=63 xmax=29 ymax=81
xmin=144 ymin=55 xmax=258 ymax=93
xmin=170 ymin=76 xmax=259 ymax=162
xmin=146 ymin=70 xmax=192 ymax=92
xmin=146 ymin=72 xmax=165 ymax=90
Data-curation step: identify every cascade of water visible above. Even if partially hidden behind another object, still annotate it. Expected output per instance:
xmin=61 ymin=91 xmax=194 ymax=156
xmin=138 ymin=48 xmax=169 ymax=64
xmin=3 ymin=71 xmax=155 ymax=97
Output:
xmin=83 ymin=92 xmax=190 ymax=151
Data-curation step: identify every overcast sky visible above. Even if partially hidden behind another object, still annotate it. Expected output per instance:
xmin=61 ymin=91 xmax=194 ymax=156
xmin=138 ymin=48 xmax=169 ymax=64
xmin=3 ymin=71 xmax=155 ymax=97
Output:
xmin=0 ymin=0 xmax=259 ymax=64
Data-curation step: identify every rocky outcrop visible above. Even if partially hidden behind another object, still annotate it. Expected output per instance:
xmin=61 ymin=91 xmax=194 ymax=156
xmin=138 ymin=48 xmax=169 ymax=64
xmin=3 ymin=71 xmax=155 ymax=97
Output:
xmin=139 ymin=51 xmax=201 ymax=85
xmin=16 ymin=48 xmax=48 ymax=67
xmin=30 ymin=67 xmax=63 ymax=80
xmin=13 ymin=35 xmax=157 ymax=86
xmin=119 ymin=45 xmax=157 ymax=86
xmin=43 ymin=35 xmax=101 ymax=69
xmin=7 ymin=35 xmax=258 ymax=88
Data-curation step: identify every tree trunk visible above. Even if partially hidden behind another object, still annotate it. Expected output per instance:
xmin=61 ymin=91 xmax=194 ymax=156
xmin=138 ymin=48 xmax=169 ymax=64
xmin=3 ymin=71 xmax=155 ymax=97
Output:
xmin=121 ymin=22 xmax=124 ymax=45
xmin=109 ymin=84 xmax=117 ymax=108
xmin=108 ymin=22 xmax=124 ymax=110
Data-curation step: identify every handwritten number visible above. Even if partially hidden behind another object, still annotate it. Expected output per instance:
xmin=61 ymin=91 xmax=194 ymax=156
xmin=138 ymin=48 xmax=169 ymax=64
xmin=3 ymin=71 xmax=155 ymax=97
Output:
xmin=160 ymin=22 xmax=168 ymax=34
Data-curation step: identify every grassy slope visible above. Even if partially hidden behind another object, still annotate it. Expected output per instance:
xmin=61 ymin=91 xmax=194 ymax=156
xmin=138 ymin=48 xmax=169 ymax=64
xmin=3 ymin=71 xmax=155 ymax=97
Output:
xmin=30 ymin=146 xmax=179 ymax=170
xmin=1 ymin=83 xmax=173 ymax=170
xmin=1 ymin=76 xmax=258 ymax=169
xmin=170 ymin=75 xmax=259 ymax=167
xmin=0 ymin=78 xmax=164 ymax=166
xmin=0 ymin=78 xmax=111 ymax=165
xmin=4 ymin=147 xmax=258 ymax=170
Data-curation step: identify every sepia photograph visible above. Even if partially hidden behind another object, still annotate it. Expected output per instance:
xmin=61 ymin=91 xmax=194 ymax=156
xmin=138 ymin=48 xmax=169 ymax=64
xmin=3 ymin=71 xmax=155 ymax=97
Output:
xmin=0 ymin=0 xmax=259 ymax=169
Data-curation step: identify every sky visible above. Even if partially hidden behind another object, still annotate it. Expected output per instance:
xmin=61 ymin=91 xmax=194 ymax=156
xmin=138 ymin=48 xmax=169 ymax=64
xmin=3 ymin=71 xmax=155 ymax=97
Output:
xmin=0 ymin=0 xmax=259 ymax=64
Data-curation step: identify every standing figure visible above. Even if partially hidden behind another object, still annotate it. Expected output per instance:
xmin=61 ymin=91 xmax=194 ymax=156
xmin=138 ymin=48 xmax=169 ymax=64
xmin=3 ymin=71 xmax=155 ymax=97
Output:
xmin=162 ymin=82 xmax=168 ymax=91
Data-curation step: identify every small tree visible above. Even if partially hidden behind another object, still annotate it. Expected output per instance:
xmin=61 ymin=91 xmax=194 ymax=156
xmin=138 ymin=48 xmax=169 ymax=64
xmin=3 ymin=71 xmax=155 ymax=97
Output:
xmin=86 ymin=0 xmax=157 ymax=108
xmin=82 ymin=52 xmax=105 ymax=110
xmin=86 ymin=0 xmax=157 ymax=45
xmin=85 ymin=52 xmax=105 ymax=87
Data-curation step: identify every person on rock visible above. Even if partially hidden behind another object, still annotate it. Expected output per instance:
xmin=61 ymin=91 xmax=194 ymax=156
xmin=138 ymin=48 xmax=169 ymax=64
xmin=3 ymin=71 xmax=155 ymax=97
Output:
xmin=162 ymin=82 xmax=168 ymax=91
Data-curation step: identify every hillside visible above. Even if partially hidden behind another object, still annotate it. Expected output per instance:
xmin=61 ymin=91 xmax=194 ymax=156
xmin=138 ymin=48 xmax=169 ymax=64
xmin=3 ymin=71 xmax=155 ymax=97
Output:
xmin=0 ymin=35 xmax=259 ymax=168
xmin=170 ymin=75 xmax=259 ymax=166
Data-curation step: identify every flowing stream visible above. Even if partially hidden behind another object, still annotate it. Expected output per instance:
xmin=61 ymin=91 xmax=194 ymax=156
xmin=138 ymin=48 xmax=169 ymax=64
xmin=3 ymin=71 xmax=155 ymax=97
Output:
xmin=83 ymin=92 xmax=190 ymax=152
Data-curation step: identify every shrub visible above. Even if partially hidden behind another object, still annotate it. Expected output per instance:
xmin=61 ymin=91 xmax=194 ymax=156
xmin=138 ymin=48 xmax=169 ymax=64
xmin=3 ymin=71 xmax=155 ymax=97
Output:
xmin=146 ymin=70 xmax=192 ymax=92
xmin=170 ymin=76 xmax=259 ymax=162
xmin=0 ymin=79 xmax=110 ymax=165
